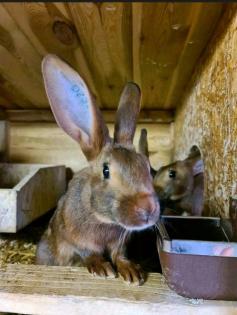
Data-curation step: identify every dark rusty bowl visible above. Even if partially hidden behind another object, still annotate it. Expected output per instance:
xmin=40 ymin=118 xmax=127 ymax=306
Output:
xmin=157 ymin=216 xmax=237 ymax=300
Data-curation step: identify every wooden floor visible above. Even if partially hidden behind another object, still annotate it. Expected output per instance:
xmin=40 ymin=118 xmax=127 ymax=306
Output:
xmin=0 ymin=264 xmax=237 ymax=315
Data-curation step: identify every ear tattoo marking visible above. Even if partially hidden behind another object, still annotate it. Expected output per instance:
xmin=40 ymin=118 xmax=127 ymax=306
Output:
xmin=71 ymin=84 xmax=89 ymax=109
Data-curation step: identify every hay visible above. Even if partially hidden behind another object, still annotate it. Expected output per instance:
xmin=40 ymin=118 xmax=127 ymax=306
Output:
xmin=0 ymin=211 xmax=53 ymax=266
xmin=0 ymin=239 xmax=36 ymax=265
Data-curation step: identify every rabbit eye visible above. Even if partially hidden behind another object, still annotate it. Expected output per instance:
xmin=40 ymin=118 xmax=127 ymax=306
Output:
xmin=169 ymin=169 xmax=176 ymax=179
xmin=103 ymin=163 xmax=110 ymax=179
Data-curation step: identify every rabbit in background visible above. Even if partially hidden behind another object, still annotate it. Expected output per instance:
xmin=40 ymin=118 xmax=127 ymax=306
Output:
xmin=138 ymin=128 xmax=204 ymax=216
xmin=36 ymin=55 xmax=160 ymax=285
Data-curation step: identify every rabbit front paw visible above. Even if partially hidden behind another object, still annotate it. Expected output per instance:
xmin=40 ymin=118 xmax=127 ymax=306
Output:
xmin=116 ymin=258 xmax=145 ymax=286
xmin=85 ymin=255 xmax=117 ymax=279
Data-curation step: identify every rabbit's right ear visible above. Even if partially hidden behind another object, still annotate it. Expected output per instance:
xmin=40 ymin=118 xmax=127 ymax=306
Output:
xmin=114 ymin=82 xmax=141 ymax=145
xmin=42 ymin=55 xmax=109 ymax=161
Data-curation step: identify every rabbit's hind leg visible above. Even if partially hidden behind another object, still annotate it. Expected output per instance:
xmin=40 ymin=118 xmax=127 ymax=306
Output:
xmin=36 ymin=237 xmax=55 ymax=265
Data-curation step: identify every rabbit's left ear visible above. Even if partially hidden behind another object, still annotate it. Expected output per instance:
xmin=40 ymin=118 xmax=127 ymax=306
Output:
xmin=114 ymin=82 xmax=141 ymax=145
xmin=186 ymin=157 xmax=204 ymax=176
xmin=138 ymin=128 xmax=149 ymax=157
xmin=192 ymin=159 xmax=204 ymax=176
xmin=42 ymin=54 xmax=109 ymax=161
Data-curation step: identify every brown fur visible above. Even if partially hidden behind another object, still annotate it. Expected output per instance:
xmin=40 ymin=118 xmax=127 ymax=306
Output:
xmin=36 ymin=55 xmax=160 ymax=285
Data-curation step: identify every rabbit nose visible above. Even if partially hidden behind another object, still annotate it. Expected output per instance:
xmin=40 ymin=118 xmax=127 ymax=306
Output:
xmin=136 ymin=194 xmax=160 ymax=219
xmin=137 ymin=206 xmax=159 ymax=224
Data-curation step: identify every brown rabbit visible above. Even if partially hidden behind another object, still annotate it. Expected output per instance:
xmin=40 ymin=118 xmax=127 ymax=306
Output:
xmin=138 ymin=129 xmax=204 ymax=216
xmin=154 ymin=153 xmax=204 ymax=216
xmin=36 ymin=55 xmax=160 ymax=285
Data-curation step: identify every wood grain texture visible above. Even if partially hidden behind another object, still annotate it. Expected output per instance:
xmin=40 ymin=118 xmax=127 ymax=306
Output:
xmin=0 ymin=4 xmax=47 ymax=108
xmin=100 ymin=3 xmax=132 ymax=82
xmin=2 ymin=2 xmax=99 ymax=107
xmin=69 ymin=3 xmax=132 ymax=109
xmin=133 ymin=3 xmax=223 ymax=109
xmin=164 ymin=3 xmax=223 ymax=109
xmin=0 ymin=265 xmax=237 ymax=315
xmin=8 ymin=122 xmax=173 ymax=173
xmin=174 ymin=4 xmax=237 ymax=217
xmin=0 ymin=3 xmax=225 ymax=110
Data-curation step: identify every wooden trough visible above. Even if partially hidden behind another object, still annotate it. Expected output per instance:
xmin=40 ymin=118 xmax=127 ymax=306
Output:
xmin=0 ymin=163 xmax=66 ymax=232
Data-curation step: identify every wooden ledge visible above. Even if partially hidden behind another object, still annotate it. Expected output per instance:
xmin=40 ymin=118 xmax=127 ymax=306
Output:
xmin=4 ymin=109 xmax=174 ymax=124
xmin=0 ymin=264 xmax=237 ymax=315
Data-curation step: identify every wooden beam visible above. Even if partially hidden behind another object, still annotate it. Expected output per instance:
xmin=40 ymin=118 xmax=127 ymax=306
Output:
xmin=5 ymin=109 xmax=174 ymax=123
xmin=0 ymin=120 xmax=8 ymax=161
xmin=0 ymin=265 xmax=237 ymax=315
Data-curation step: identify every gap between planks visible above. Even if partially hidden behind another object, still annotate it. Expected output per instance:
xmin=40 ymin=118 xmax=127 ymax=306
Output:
xmin=0 ymin=264 xmax=237 ymax=315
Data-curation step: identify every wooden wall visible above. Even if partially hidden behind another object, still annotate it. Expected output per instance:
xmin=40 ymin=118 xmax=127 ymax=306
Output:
xmin=174 ymin=4 xmax=237 ymax=217
xmin=7 ymin=122 xmax=173 ymax=173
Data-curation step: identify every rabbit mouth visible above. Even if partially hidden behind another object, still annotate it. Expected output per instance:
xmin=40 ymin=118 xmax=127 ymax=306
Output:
xmin=119 ymin=221 xmax=157 ymax=231
xmin=118 ymin=207 xmax=160 ymax=231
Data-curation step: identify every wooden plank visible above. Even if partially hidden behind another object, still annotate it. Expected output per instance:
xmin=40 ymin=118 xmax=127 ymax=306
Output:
xmin=0 ymin=4 xmax=48 ymax=108
xmin=0 ymin=3 xmax=225 ymax=111
xmin=137 ymin=3 xmax=193 ymax=109
xmin=43 ymin=3 xmax=99 ymax=103
xmin=8 ymin=122 xmax=173 ymax=172
xmin=3 ymin=3 xmax=99 ymax=106
xmin=0 ymin=120 xmax=8 ymax=161
xmin=3 ymin=2 xmax=95 ymax=102
xmin=0 ymin=265 xmax=237 ymax=315
xmin=0 ymin=4 xmax=43 ymax=83
xmin=133 ymin=3 xmax=224 ymax=109
xmin=100 ymin=3 xmax=132 ymax=81
xmin=132 ymin=3 xmax=143 ymax=88
xmin=2 ymin=3 xmax=47 ymax=56
xmin=164 ymin=3 xmax=223 ymax=109
xmin=69 ymin=3 xmax=132 ymax=108
xmin=5 ymin=109 xmax=174 ymax=123
xmin=11 ymin=3 xmax=77 ymax=65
